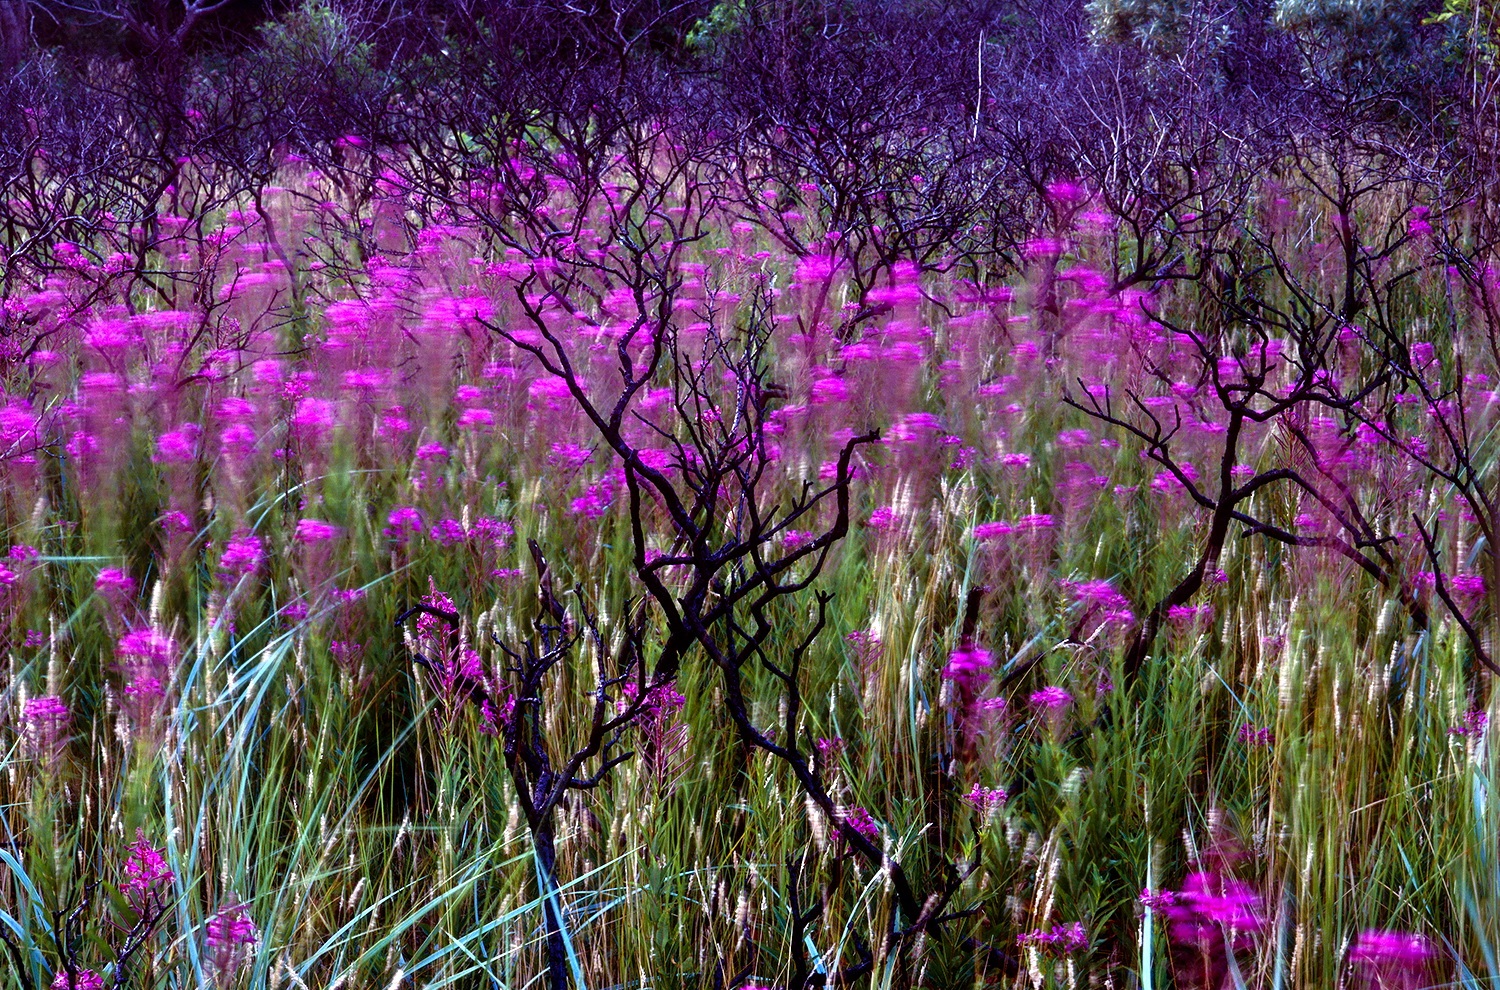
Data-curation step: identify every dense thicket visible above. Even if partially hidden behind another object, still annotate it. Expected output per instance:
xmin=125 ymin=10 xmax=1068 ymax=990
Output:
xmin=0 ymin=0 xmax=1494 ymax=304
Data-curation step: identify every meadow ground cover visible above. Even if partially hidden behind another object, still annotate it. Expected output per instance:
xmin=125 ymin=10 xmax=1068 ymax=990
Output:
xmin=5 ymin=2 xmax=1500 ymax=988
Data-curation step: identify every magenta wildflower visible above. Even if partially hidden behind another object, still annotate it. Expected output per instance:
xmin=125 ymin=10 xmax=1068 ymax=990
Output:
xmin=124 ymin=677 xmax=166 ymax=700
xmin=845 ymin=630 xmax=883 ymax=671
xmin=23 ymin=696 xmax=69 ymax=762
xmin=1167 ymin=603 xmax=1213 ymax=625
xmin=1238 ymin=724 xmax=1274 ymax=746
xmin=329 ymin=640 xmax=363 ymax=667
xmin=23 ymin=695 xmax=67 ymax=725
xmin=1452 ymin=573 xmax=1487 ymax=597
xmin=415 ymin=585 xmax=456 ymax=640
xmin=160 ymin=510 xmax=193 ymax=534
xmin=1139 ymin=888 xmax=1178 ymax=911
xmin=428 ymin=518 xmax=468 ymax=546
xmin=1161 ymin=867 xmax=1265 ymax=990
xmin=976 ymin=696 xmax=1007 ymax=715
xmin=153 ymin=427 xmax=199 ymax=463
xmin=1029 ymin=686 xmax=1073 ymax=711
xmin=96 ymin=567 xmax=134 ymax=597
xmin=1167 ymin=871 xmax=1265 ymax=935
xmin=618 ymin=680 xmax=689 ymax=778
xmin=205 ymin=898 xmax=259 ymax=985
xmin=571 ymin=479 xmax=616 ymax=518
xmin=1449 ymin=710 xmax=1488 ymax=739
xmin=548 ymin=442 xmax=593 ymax=467
xmin=479 ymin=695 xmax=516 ymax=736
xmin=1017 ymin=921 xmax=1088 ymax=954
xmin=409 ymin=583 xmax=503 ymax=727
xmin=117 ymin=628 xmax=177 ymax=734
xmin=1056 ymin=428 xmax=1093 ymax=448
xmin=471 ymin=517 xmax=514 ymax=546
xmin=781 ymin=528 xmax=814 ymax=550
xmin=456 ymin=407 xmax=494 ymax=430
xmin=1024 ymin=236 xmax=1063 ymax=257
xmin=119 ymin=629 xmax=175 ymax=665
xmin=459 ymin=648 xmax=484 ymax=682
xmin=50 ymin=970 xmax=104 ymax=990
xmin=122 ymin=829 xmax=174 ymax=911
xmin=384 ymin=506 xmax=424 ymax=540
xmin=973 ymin=521 xmax=1014 ymax=541
xmin=815 ymin=736 xmax=845 ymax=759
xmin=293 ymin=518 xmax=341 ymax=543
xmin=1046 ymin=179 xmax=1088 ymax=205
xmin=219 ymin=531 xmax=265 ymax=577
xmin=290 ymin=397 xmax=338 ymax=441
xmin=964 ymin=783 xmax=1008 ymax=814
xmin=630 ymin=681 xmax=687 ymax=721
xmin=1349 ymin=929 xmax=1434 ymax=990
xmin=841 ymin=806 xmax=879 ymax=843
xmin=1066 ymin=578 xmax=1135 ymax=626
xmin=943 ymin=644 xmax=994 ymax=686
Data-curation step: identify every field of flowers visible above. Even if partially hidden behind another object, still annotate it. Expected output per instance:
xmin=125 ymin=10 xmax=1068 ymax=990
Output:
xmin=3 ymin=84 xmax=1500 ymax=990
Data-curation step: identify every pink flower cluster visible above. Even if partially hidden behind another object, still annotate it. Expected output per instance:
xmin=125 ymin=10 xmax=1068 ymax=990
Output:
xmin=781 ymin=528 xmax=815 ymax=550
xmin=1238 ymin=723 xmax=1274 ymax=746
xmin=429 ymin=515 xmax=513 ymax=549
xmin=22 ymin=695 xmax=69 ymax=762
xmin=1029 ymin=686 xmax=1073 ymax=711
xmin=1449 ymin=710 xmax=1488 ymax=739
xmin=1158 ymin=867 xmax=1265 ymax=988
xmin=973 ymin=513 xmax=1056 ymax=541
xmin=384 ymin=506 xmax=424 ymax=540
xmin=1163 ymin=871 xmax=1264 ymax=941
xmin=964 ymin=783 xmax=1008 ymax=814
xmin=619 ymin=681 xmax=689 ymax=776
xmin=1064 ymin=578 xmax=1135 ymax=627
xmin=218 ymin=530 xmax=265 ymax=577
xmin=845 ymin=630 xmax=883 ymax=672
xmin=1414 ymin=570 xmax=1485 ymax=599
xmin=293 ymin=518 xmax=341 ymax=543
xmin=50 ymin=970 xmax=104 ymax=990
xmin=1167 ymin=603 xmax=1213 ymax=626
xmin=204 ymin=898 xmax=259 ymax=985
xmin=1017 ymin=921 xmax=1088 ymax=954
xmin=478 ymin=695 xmax=516 ymax=736
xmin=117 ymin=628 xmax=178 ymax=735
xmin=943 ymin=644 xmax=993 ymax=687
xmin=122 ymin=829 xmax=174 ymax=912
xmin=95 ymin=566 xmax=135 ymax=600
xmin=1349 ymin=929 xmax=1434 ymax=990
xmin=841 ymin=806 xmax=879 ymax=843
